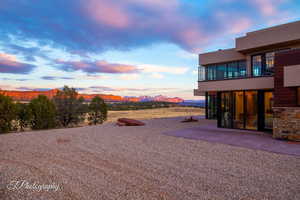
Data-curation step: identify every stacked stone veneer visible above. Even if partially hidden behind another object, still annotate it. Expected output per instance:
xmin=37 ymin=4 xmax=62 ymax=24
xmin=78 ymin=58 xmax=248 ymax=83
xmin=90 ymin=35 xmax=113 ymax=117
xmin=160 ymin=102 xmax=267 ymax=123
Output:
xmin=273 ymin=107 xmax=300 ymax=141
xmin=273 ymin=49 xmax=300 ymax=141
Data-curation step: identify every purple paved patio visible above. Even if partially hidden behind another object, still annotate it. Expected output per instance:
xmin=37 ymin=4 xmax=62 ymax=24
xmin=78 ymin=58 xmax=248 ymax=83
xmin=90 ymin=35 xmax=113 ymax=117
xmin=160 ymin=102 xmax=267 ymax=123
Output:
xmin=163 ymin=122 xmax=300 ymax=156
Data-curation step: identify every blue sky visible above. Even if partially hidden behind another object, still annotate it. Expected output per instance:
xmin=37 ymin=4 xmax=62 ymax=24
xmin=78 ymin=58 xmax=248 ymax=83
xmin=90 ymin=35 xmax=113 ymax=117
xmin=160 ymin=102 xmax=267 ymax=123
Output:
xmin=0 ymin=0 xmax=300 ymax=100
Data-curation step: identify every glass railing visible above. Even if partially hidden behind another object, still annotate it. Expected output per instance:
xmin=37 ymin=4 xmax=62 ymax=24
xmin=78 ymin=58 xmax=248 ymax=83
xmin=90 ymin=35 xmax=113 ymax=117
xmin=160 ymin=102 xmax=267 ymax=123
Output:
xmin=198 ymin=65 xmax=206 ymax=81
xmin=198 ymin=60 xmax=247 ymax=82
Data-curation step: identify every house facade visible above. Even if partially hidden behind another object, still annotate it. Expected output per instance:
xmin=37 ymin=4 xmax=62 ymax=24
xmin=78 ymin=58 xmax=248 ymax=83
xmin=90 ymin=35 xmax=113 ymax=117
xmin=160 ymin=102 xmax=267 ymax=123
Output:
xmin=194 ymin=21 xmax=300 ymax=141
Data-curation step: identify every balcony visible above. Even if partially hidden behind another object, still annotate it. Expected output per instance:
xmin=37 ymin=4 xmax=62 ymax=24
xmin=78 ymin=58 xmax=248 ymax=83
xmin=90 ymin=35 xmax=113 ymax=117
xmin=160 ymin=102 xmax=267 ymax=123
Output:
xmin=198 ymin=60 xmax=247 ymax=82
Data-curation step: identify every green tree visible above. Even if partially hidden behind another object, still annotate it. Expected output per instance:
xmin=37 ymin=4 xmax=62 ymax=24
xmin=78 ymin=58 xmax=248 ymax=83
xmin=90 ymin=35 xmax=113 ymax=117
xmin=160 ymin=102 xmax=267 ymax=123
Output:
xmin=88 ymin=96 xmax=107 ymax=125
xmin=16 ymin=103 xmax=32 ymax=131
xmin=53 ymin=86 xmax=86 ymax=127
xmin=29 ymin=95 xmax=56 ymax=130
xmin=0 ymin=94 xmax=16 ymax=133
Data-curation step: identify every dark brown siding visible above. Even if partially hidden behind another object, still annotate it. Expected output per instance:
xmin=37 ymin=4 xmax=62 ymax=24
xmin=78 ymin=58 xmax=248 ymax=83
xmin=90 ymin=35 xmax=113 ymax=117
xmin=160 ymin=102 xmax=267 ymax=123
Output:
xmin=274 ymin=49 xmax=300 ymax=107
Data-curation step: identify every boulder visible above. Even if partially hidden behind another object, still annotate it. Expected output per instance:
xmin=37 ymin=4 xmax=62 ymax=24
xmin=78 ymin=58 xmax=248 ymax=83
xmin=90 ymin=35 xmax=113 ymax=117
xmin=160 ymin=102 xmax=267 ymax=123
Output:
xmin=117 ymin=118 xmax=145 ymax=126
xmin=116 ymin=121 xmax=126 ymax=126
xmin=181 ymin=116 xmax=198 ymax=123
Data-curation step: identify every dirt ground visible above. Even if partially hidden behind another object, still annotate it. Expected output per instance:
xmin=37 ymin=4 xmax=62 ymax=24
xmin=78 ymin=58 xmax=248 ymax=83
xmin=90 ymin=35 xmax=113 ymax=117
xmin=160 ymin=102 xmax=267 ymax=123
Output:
xmin=107 ymin=107 xmax=204 ymax=122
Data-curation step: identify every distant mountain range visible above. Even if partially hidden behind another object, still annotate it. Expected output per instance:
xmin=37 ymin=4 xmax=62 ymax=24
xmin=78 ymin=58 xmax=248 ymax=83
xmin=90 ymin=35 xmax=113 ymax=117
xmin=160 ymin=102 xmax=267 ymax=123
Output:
xmin=179 ymin=100 xmax=205 ymax=107
xmin=0 ymin=89 xmax=185 ymax=103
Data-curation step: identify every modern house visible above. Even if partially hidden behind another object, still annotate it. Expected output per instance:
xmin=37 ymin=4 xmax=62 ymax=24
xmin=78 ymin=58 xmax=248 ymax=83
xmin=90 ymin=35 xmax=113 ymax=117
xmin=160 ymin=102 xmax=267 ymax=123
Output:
xmin=194 ymin=21 xmax=300 ymax=141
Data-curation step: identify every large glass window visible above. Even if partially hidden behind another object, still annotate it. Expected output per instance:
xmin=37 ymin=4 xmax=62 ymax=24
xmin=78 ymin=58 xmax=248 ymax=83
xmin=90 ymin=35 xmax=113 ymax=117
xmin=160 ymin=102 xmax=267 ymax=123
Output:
xmin=227 ymin=62 xmax=239 ymax=79
xmin=251 ymin=51 xmax=281 ymax=76
xmin=219 ymin=91 xmax=273 ymax=130
xmin=239 ymin=61 xmax=247 ymax=77
xmin=233 ymin=91 xmax=244 ymax=129
xmin=245 ymin=91 xmax=258 ymax=130
xmin=220 ymin=92 xmax=232 ymax=128
xmin=265 ymin=52 xmax=275 ymax=75
xmin=198 ymin=65 xmax=206 ymax=81
xmin=216 ymin=64 xmax=227 ymax=80
xmin=264 ymin=92 xmax=274 ymax=129
xmin=203 ymin=60 xmax=247 ymax=81
xmin=207 ymin=65 xmax=216 ymax=80
xmin=207 ymin=92 xmax=217 ymax=119
xmin=252 ymin=55 xmax=262 ymax=77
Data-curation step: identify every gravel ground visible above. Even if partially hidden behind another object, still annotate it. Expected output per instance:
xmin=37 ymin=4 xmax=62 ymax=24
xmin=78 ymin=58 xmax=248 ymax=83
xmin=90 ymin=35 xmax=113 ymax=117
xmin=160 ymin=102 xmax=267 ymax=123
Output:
xmin=0 ymin=117 xmax=299 ymax=200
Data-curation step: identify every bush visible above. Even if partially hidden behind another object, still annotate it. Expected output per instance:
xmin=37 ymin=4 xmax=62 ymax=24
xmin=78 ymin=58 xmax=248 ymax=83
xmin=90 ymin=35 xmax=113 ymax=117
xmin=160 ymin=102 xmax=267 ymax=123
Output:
xmin=0 ymin=94 xmax=16 ymax=133
xmin=16 ymin=103 xmax=32 ymax=131
xmin=29 ymin=95 xmax=57 ymax=130
xmin=53 ymin=86 xmax=86 ymax=127
xmin=88 ymin=96 xmax=107 ymax=125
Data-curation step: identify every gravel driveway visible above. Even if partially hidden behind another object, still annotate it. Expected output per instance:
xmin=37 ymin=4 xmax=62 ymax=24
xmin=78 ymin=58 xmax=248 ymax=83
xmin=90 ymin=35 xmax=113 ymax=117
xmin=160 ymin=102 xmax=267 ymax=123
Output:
xmin=0 ymin=117 xmax=299 ymax=200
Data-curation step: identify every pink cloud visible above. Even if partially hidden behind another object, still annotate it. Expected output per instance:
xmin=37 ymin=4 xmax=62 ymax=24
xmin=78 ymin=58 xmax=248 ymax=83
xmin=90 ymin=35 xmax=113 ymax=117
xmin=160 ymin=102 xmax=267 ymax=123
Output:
xmin=229 ymin=18 xmax=252 ymax=34
xmin=83 ymin=0 xmax=131 ymax=28
xmin=56 ymin=59 xmax=139 ymax=74
xmin=0 ymin=53 xmax=36 ymax=74
xmin=251 ymin=0 xmax=286 ymax=16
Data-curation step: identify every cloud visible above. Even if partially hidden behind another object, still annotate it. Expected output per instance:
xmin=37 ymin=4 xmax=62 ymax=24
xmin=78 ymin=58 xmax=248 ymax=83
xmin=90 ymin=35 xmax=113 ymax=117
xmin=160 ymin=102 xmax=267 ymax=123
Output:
xmin=56 ymin=59 xmax=139 ymax=74
xmin=41 ymin=76 xmax=74 ymax=80
xmin=150 ymin=73 xmax=164 ymax=79
xmin=85 ymin=85 xmax=179 ymax=93
xmin=0 ymin=0 xmax=298 ymax=58
xmin=0 ymin=77 xmax=30 ymax=81
xmin=251 ymin=0 xmax=278 ymax=16
xmin=15 ymin=87 xmax=52 ymax=91
xmin=0 ymin=0 xmax=231 ymax=54
xmin=119 ymin=73 xmax=140 ymax=80
xmin=0 ymin=52 xmax=36 ymax=74
xmin=138 ymin=64 xmax=189 ymax=74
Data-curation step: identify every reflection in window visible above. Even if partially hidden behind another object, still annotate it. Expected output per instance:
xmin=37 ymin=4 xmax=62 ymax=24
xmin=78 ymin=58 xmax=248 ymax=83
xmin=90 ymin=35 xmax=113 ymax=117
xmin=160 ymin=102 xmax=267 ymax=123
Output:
xmin=207 ymin=92 xmax=217 ymax=119
xmin=252 ymin=55 xmax=262 ymax=76
xmin=233 ymin=91 xmax=244 ymax=129
xmin=245 ymin=91 xmax=258 ymax=130
xmin=227 ymin=62 xmax=238 ymax=79
xmin=239 ymin=61 xmax=247 ymax=77
xmin=204 ymin=60 xmax=247 ymax=81
xmin=216 ymin=64 xmax=227 ymax=80
xmin=265 ymin=52 xmax=275 ymax=75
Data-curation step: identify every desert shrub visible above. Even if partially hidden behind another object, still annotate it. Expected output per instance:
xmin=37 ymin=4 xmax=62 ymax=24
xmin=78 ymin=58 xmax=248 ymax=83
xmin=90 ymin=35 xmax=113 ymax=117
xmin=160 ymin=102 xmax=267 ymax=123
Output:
xmin=29 ymin=95 xmax=57 ymax=130
xmin=88 ymin=96 xmax=107 ymax=125
xmin=0 ymin=94 xmax=16 ymax=133
xmin=16 ymin=102 xmax=32 ymax=131
xmin=53 ymin=86 xmax=86 ymax=127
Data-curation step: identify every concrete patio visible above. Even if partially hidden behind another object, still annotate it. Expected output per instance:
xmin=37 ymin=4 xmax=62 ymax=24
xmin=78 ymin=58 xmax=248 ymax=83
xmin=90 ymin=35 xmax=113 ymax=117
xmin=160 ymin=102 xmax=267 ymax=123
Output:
xmin=163 ymin=120 xmax=300 ymax=156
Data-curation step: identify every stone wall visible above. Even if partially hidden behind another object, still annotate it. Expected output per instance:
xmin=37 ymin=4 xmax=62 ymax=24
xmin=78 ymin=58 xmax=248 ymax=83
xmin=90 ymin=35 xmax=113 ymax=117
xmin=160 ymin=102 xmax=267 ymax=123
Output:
xmin=273 ymin=107 xmax=300 ymax=141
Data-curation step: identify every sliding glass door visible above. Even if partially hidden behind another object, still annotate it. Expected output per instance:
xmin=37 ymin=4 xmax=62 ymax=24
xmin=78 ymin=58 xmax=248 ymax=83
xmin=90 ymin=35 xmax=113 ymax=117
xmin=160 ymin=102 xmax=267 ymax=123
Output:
xmin=220 ymin=92 xmax=232 ymax=128
xmin=245 ymin=91 xmax=258 ymax=130
xmin=264 ymin=92 xmax=274 ymax=130
xmin=218 ymin=90 xmax=272 ymax=131
xmin=233 ymin=92 xmax=244 ymax=129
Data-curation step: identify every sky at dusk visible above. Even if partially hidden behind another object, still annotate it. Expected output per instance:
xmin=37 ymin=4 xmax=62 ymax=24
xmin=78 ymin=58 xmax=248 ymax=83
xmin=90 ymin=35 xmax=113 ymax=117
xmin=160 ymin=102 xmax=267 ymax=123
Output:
xmin=0 ymin=0 xmax=300 ymax=100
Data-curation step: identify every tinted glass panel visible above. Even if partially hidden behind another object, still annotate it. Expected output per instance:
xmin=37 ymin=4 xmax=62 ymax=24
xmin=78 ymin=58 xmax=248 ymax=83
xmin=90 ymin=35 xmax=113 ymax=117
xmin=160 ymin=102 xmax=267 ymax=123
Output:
xmin=207 ymin=92 xmax=217 ymax=119
xmin=220 ymin=92 xmax=232 ymax=128
xmin=265 ymin=52 xmax=275 ymax=75
xmin=216 ymin=64 xmax=227 ymax=80
xmin=233 ymin=91 xmax=244 ymax=129
xmin=239 ymin=61 xmax=247 ymax=77
xmin=264 ymin=92 xmax=274 ymax=129
xmin=252 ymin=55 xmax=262 ymax=76
xmin=227 ymin=62 xmax=238 ymax=79
xmin=207 ymin=65 xmax=216 ymax=80
xmin=245 ymin=91 xmax=258 ymax=130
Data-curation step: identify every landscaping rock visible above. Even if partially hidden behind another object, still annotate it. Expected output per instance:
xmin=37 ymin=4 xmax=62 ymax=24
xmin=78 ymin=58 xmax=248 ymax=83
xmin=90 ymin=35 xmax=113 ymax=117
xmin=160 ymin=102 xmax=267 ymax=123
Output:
xmin=181 ymin=116 xmax=198 ymax=123
xmin=117 ymin=118 xmax=145 ymax=126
